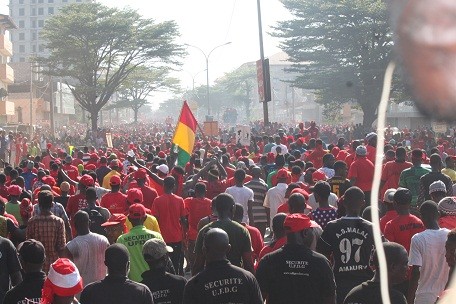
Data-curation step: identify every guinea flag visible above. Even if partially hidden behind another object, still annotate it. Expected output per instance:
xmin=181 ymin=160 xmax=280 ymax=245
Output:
xmin=172 ymin=101 xmax=198 ymax=167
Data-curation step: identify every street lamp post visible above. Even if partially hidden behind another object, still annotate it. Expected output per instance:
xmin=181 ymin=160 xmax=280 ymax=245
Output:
xmin=185 ymin=42 xmax=231 ymax=119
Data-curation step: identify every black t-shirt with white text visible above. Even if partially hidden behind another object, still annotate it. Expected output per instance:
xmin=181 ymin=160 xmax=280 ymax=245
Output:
xmin=256 ymin=244 xmax=336 ymax=304
xmin=317 ymin=217 xmax=375 ymax=303
xmin=141 ymin=270 xmax=186 ymax=304
xmin=183 ymin=260 xmax=263 ymax=304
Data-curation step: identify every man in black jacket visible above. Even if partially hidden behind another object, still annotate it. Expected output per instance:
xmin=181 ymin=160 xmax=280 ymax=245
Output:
xmin=3 ymin=239 xmax=45 ymax=304
xmin=141 ymin=239 xmax=186 ymax=304
xmin=184 ymin=228 xmax=263 ymax=304
xmin=80 ymin=243 xmax=154 ymax=304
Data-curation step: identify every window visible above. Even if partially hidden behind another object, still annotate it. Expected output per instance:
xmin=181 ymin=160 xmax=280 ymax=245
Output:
xmin=31 ymin=0 xmax=36 ymax=3
xmin=38 ymin=0 xmax=44 ymax=3
xmin=19 ymin=45 xmax=25 ymax=53
xmin=32 ymin=32 xmax=37 ymax=40
xmin=19 ymin=8 xmax=25 ymax=16
xmin=48 ymin=7 xmax=54 ymax=14
xmin=19 ymin=32 xmax=25 ymax=40
xmin=63 ymin=0 xmax=68 ymax=2
xmin=19 ymin=0 xmax=24 ymax=4
xmin=32 ymin=20 xmax=36 ymax=28
xmin=18 ymin=20 xmax=25 ymax=28
xmin=31 ymin=8 xmax=36 ymax=16
xmin=32 ymin=45 xmax=36 ymax=52
xmin=38 ymin=8 xmax=44 ymax=15
xmin=48 ymin=0 xmax=54 ymax=3
xmin=38 ymin=20 xmax=44 ymax=28
xmin=39 ymin=44 xmax=44 ymax=52
xmin=19 ymin=57 xmax=25 ymax=62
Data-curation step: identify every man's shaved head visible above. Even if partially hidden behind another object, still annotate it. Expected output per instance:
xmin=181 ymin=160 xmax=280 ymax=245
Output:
xmin=203 ymin=228 xmax=230 ymax=260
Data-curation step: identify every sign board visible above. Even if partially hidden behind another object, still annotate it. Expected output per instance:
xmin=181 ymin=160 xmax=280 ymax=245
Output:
xmin=256 ymin=58 xmax=271 ymax=102
xmin=204 ymin=121 xmax=219 ymax=137
xmin=432 ymin=122 xmax=447 ymax=133
xmin=106 ymin=133 xmax=113 ymax=148
xmin=236 ymin=125 xmax=251 ymax=146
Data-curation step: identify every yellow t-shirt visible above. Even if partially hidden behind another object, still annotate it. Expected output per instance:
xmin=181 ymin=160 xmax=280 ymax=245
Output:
xmin=442 ymin=168 xmax=456 ymax=182
xmin=126 ymin=214 xmax=161 ymax=234
xmin=102 ymin=170 xmax=121 ymax=190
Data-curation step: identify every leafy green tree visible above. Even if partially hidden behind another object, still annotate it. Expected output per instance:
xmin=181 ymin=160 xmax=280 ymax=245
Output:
xmin=112 ymin=66 xmax=180 ymax=123
xmin=216 ymin=64 xmax=256 ymax=121
xmin=274 ymin=0 xmax=395 ymax=127
xmin=39 ymin=2 xmax=183 ymax=130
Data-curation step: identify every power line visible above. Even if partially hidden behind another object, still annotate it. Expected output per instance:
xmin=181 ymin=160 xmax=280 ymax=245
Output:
xmin=224 ymin=0 xmax=237 ymax=41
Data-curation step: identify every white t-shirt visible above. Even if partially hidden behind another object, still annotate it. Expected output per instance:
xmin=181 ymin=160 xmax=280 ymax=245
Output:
xmin=226 ymin=186 xmax=254 ymax=224
xmin=66 ymin=232 xmax=110 ymax=287
xmin=409 ymin=228 xmax=450 ymax=304
xmin=307 ymin=193 xmax=338 ymax=210
xmin=263 ymin=183 xmax=288 ymax=227
xmin=318 ymin=167 xmax=335 ymax=179
xmin=271 ymin=144 xmax=288 ymax=156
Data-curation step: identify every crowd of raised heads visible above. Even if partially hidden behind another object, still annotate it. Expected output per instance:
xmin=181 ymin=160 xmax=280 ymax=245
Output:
xmin=2 ymin=121 xmax=456 ymax=304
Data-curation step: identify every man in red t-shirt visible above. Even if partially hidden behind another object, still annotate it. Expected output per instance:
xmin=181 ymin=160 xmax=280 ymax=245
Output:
xmin=384 ymin=188 xmax=424 ymax=252
xmin=133 ymin=169 xmax=158 ymax=209
xmin=66 ymin=174 xmax=96 ymax=236
xmin=258 ymin=213 xmax=287 ymax=260
xmin=306 ymin=139 xmax=327 ymax=169
xmin=183 ymin=182 xmax=212 ymax=269
xmin=151 ymin=176 xmax=188 ymax=275
xmin=347 ymin=145 xmax=374 ymax=205
xmin=100 ymin=175 xmax=128 ymax=214
xmin=380 ymin=188 xmax=398 ymax=233
xmin=344 ymin=140 xmax=361 ymax=169
xmin=365 ymin=132 xmax=377 ymax=164
xmin=380 ymin=147 xmax=412 ymax=199
xmin=62 ymin=156 xmax=79 ymax=182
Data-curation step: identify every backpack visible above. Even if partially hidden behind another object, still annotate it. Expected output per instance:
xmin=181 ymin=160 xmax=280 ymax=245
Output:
xmin=83 ymin=207 xmax=107 ymax=236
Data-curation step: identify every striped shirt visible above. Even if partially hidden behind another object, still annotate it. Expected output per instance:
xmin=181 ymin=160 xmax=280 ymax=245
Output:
xmin=245 ymin=179 xmax=268 ymax=224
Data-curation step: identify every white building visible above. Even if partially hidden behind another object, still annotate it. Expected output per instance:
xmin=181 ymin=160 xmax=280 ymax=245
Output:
xmin=9 ymin=0 xmax=93 ymax=63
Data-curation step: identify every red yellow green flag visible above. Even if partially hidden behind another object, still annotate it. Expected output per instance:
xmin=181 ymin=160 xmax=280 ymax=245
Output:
xmin=172 ymin=101 xmax=198 ymax=167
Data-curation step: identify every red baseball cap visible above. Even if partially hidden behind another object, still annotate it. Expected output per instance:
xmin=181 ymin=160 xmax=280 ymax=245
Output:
xmin=291 ymin=188 xmax=310 ymax=200
xmin=8 ymin=185 xmax=22 ymax=196
xmin=85 ymin=164 xmax=96 ymax=171
xmin=101 ymin=213 xmax=127 ymax=232
xmin=79 ymin=174 xmax=94 ymax=187
xmin=312 ymin=170 xmax=327 ymax=182
xmin=158 ymin=151 xmax=166 ymax=158
xmin=110 ymin=175 xmax=121 ymax=186
xmin=276 ymin=168 xmax=289 ymax=180
xmin=128 ymin=203 xmax=146 ymax=219
xmin=127 ymin=188 xmax=143 ymax=204
xmin=90 ymin=153 xmax=99 ymax=160
xmin=42 ymin=176 xmax=56 ymax=187
xmin=134 ymin=168 xmax=147 ymax=180
xmin=283 ymin=213 xmax=318 ymax=233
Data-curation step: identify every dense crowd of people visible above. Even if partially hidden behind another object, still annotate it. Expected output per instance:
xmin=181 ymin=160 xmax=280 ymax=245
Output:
xmin=1 ymin=120 xmax=456 ymax=304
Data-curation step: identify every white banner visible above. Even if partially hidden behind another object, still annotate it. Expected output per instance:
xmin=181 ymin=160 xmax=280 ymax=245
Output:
xmin=236 ymin=125 xmax=251 ymax=146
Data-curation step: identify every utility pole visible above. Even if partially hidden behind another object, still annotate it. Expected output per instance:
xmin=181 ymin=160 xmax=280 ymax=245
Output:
xmin=257 ymin=0 xmax=269 ymax=125
xmin=29 ymin=60 xmax=33 ymax=137
xmin=49 ymin=75 xmax=55 ymax=137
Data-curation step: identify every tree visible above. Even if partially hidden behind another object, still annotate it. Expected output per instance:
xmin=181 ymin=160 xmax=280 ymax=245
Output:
xmin=274 ymin=0 xmax=396 ymax=127
xmin=113 ymin=66 xmax=180 ymax=123
xmin=216 ymin=64 xmax=256 ymax=122
xmin=39 ymin=2 xmax=183 ymax=131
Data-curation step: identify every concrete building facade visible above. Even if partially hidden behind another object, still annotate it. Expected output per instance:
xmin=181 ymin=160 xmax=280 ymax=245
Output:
xmin=9 ymin=0 xmax=93 ymax=63
xmin=0 ymin=14 xmax=16 ymax=124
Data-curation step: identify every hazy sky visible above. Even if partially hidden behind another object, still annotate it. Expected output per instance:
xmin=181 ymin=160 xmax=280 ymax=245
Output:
xmin=0 ymin=0 xmax=292 ymax=106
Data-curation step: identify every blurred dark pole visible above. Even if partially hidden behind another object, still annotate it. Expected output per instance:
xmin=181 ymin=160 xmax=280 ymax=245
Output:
xmin=257 ymin=0 xmax=270 ymax=125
